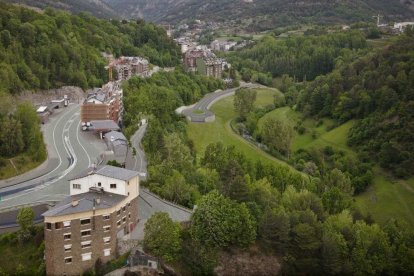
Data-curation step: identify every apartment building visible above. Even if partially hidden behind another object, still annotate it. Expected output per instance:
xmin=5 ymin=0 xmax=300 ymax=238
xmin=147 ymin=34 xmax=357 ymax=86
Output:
xmin=111 ymin=56 xmax=149 ymax=81
xmin=42 ymin=166 xmax=139 ymax=276
xmin=81 ymin=81 xmax=123 ymax=125
xmin=196 ymin=57 xmax=223 ymax=78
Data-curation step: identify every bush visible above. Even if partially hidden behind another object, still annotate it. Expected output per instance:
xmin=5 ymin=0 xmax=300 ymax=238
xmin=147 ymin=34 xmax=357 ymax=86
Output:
xmin=0 ymin=232 xmax=18 ymax=245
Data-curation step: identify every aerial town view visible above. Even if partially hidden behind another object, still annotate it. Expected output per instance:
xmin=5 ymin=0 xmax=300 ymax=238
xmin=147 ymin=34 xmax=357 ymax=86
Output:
xmin=0 ymin=0 xmax=414 ymax=275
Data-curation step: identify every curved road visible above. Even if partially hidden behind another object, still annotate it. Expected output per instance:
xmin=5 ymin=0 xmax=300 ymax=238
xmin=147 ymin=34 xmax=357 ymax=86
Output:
xmin=181 ymin=82 xmax=262 ymax=122
xmin=0 ymin=104 xmax=104 ymax=210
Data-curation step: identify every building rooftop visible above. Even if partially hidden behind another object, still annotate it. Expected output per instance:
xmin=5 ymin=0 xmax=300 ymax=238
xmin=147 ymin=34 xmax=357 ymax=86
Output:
xmin=104 ymin=131 xmax=127 ymax=142
xmin=89 ymin=120 xmax=120 ymax=132
xmin=70 ymin=165 xmax=139 ymax=182
xmin=42 ymin=190 xmax=126 ymax=217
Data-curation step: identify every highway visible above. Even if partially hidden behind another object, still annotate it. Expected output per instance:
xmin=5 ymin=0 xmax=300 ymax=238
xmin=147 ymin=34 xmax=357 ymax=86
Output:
xmin=180 ymin=82 xmax=263 ymax=122
xmin=0 ymin=104 xmax=105 ymax=209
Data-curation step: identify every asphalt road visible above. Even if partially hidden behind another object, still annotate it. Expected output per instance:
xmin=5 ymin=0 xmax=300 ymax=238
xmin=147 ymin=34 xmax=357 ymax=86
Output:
xmin=181 ymin=82 xmax=262 ymax=122
xmin=0 ymin=104 xmax=105 ymax=209
xmin=126 ymin=124 xmax=148 ymax=180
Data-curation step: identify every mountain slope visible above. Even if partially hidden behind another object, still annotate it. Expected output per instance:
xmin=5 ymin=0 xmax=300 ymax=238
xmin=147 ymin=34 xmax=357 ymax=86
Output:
xmin=105 ymin=0 xmax=414 ymax=28
xmin=4 ymin=0 xmax=118 ymax=18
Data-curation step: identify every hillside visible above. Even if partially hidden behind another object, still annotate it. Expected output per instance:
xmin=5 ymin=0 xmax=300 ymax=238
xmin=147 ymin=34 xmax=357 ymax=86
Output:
xmin=105 ymin=0 xmax=414 ymax=28
xmin=0 ymin=2 xmax=180 ymax=94
xmin=4 ymin=0 xmax=118 ymax=18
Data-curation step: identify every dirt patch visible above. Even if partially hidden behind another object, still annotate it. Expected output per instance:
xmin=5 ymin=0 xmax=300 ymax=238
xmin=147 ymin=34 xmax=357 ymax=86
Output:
xmin=17 ymin=86 xmax=86 ymax=107
xmin=214 ymin=246 xmax=281 ymax=276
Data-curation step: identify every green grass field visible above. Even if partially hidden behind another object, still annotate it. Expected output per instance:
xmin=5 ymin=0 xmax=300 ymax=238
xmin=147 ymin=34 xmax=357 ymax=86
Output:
xmin=257 ymin=106 xmax=352 ymax=152
xmin=355 ymin=170 xmax=414 ymax=228
xmin=187 ymin=88 xmax=294 ymax=170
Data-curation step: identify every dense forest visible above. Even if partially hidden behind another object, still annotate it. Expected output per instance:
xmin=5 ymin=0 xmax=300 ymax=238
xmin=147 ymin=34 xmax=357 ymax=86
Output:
xmin=0 ymin=3 xmax=180 ymax=94
xmin=296 ymin=32 xmax=414 ymax=177
xmin=122 ymin=67 xmax=414 ymax=275
xmin=226 ymin=31 xmax=368 ymax=83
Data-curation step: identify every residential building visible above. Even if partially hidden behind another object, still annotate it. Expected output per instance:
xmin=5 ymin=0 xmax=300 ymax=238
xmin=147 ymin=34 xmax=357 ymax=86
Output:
xmin=210 ymin=40 xmax=237 ymax=51
xmin=196 ymin=57 xmax=223 ymax=78
xmin=42 ymin=165 xmax=140 ymax=276
xmin=81 ymin=81 xmax=123 ymax=125
xmin=109 ymin=56 xmax=149 ymax=81
xmin=183 ymin=49 xmax=205 ymax=71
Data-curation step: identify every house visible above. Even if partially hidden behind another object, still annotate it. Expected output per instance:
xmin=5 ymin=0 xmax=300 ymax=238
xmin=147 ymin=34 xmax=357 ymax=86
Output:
xmin=42 ymin=165 xmax=140 ymax=276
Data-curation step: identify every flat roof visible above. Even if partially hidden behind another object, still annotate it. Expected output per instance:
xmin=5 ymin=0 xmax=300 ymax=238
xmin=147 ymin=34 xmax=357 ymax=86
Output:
xmin=42 ymin=191 xmax=126 ymax=217
xmin=89 ymin=120 xmax=120 ymax=131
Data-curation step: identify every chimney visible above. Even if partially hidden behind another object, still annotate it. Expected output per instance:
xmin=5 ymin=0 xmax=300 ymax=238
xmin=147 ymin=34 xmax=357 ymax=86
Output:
xmin=96 ymin=198 xmax=101 ymax=205
xmin=72 ymin=199 xmax=79 ymax=207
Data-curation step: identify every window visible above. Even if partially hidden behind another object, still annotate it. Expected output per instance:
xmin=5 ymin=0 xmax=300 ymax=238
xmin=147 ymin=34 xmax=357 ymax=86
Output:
xmin=117 ymin=210 xmax=121 ymax=216
xmin=81 ymin=241 xmax=92 ymax=249
xmin=64 ymin=244 xmax=72 ymax=252
xmin=81 ymin=252 xmax=92 ymax=261
xmin=128 ymin=213 xmax=131 ymax=219
xmin=81 ymin=230 xmax=91 ymax=237
xmin=122 ymin=216 xmax=126 ymax=223
xmin=103 ymin=225 xmax=110 ymax=232
xmin=55 ymin=222 xmax=63 ymax=229
xmin=64 ymin=257 xmax=72 ymax=264
xmin=46 ymin=223 xmax=52 ymax=230
xmin=63 ymin=233 xmax=71 ymax=240
xmin=103 ymin=237 xmax=110 ymax=244
xmin=122 ymin=206 xmax=126 ymax=212
xmin=80 ymin=218 xmax=91 ymax=225
xmin=128 ymin=202 xmax=131 ymax=207
xmin=103 ymin=214 xmax=110 ymax=220
xmin=63 ymin=221 xmax=71 ymax=228
xmin=110 ymin=184 xmax=116 ymax=189
xmin=117 ymin=220 xmax=121 ymax=227
xmin=73 ymin=184 xmax=81 ymax=189
xmin=98 ymin=182 xmax=101 ymax=187
xmin=104 ymin=249 xmax=111 ymax=257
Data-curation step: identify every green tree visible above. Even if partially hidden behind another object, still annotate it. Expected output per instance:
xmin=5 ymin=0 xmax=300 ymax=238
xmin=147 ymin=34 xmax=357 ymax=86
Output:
xmin=220 ymin=160 xmax=250 ymax=202
xmin=17 ymin=207 xmax=34 ymax=232
xmin=143 ymin=212 xmax=182 ymax=262
xmin=162 ymin=170 xmax=199 ymax=207
xmin=0 ymin=116 xmax=24 ymax=156
xmin=351 ymin=221 xmax=392 ymax=275
xmin=261 ymin=118 xmax=294 ymax=158
xmin=234 ymin=88 xmax=257 ymax=119
xmin=190 ymin=191 xmax=256 ymax=249
xmin=259 ymin=207 xmax=290 ymax=253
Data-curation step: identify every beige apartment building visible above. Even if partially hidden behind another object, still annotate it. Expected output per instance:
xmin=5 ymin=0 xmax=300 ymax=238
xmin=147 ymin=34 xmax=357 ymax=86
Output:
xmin=42 ymin=166 xmax=139 ymax=276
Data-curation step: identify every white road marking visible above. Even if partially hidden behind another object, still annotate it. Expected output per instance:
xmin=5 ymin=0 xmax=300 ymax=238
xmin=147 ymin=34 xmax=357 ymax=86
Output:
xmin=76 ymin=120 xmax=91 ymax=167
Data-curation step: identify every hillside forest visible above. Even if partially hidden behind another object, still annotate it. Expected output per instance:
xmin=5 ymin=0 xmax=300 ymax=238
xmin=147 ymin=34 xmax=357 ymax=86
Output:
xmin=122 ymin=32 xmax=414 ymax=272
